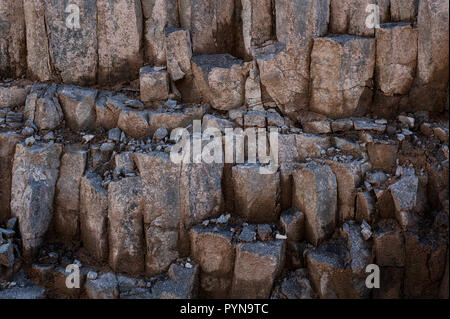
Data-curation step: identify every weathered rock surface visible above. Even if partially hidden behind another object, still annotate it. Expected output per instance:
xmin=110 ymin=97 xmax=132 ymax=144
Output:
xmin=192 ymin=54 xmax=245 ymax=111
xmin=10 ymin=143 xmax=62 ymax=258
xmin=0 ymin=132 xmax=20 ymax=223
xmin=292 ymin=162 xmax=337 ymax=246
xmin=24 ymin=85 xmax=63 ymax=131
xmin=310 ymin=35 xmax=375 ymax=119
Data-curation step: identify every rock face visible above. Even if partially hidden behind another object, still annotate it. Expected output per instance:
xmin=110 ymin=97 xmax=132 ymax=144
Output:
xmin=310 ymin=35 xmax=376 ymax=119
xmin=0 ymin=132 xmax=19 ymax=223
xmin=10 ymin=143 xmax=62 ymax=258
xmin=165 ymin=28 xmax=192 ymax=81
xmin=241 ymin=0 xmax=273 ymax=58
xmin=143 ymin=0 xmax=179 ymax=66
xmin=97 ymin=0 xmax=144 ymax=84
xmin=192 ymin=54 xmax=246 ymax=110
xmin=57 ymin=85 xmax=98 ymax=131
xmin=231 ymin=241 xmax=285 ymax=299
xmin=54 ymin=145 xmax=87 ymax=239
xmin=0 ymin=0 xmax=26 ymax=78
xmin=232 ymin=164 xmax=280 ymax=224
xmin=80 ymin=173 xmax=108 ymax=262
xmin=140 ymin=66 xmax=170 ymax=103
xmin=292 ymin=163 xmax=337 ymax=246
xmin=376 ymin=23 xmax=418 ymax=97
xmin=409 ymin=0 xmax=449 ymax=112
xmin=108 ymin=177 xmax=144 ymax=275
xmin=24 ymin=85 xmax=64 ymax=131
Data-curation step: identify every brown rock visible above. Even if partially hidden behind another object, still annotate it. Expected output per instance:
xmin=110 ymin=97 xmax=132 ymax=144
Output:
xmin=241 ymin=0 xmax=273 ymax=58
xmin=117 ymin=108 xmax=151 ymax=140
xmin=280 ymin=208 xmax=305 ymax=243
xmin=0 ymin=132 xmax=20 ymax=223
xmin=108 ymin=177 xmax=144 ymax=275
xmin=24 ymin=85 xmax=64 ymax=131
xmin=140 ymin=66 xmax=170 ymax=103
xmin=80 ymin=173 xmax=108 ymax=262
xmin=232 ymin=164 xmax=280 ymax=224
xmin=376 ymin=23 xmax=418 ymax=96
xmin=58 ymin=85 xmax=98 ymax=131
xmin=310 ymin=35 xmax=375 ymax=119
xmin=292 ymin=162 xmax=337 ymax=246
xmin=165 ymin=28 xmax=192 ymax=81
xmin=0 ymin=86 xmax=27 ymax=108
xmin=143 ymin=0 xmax=179 ymax=66
xmin=373 ymin=219 xmax=405 ymax=267
xmin=231 ymin=240 xmax=285 ymax=299
xmin=11 ymin=143 xmax=62 ymax=258
xmin=192 ymin=54 xmax=246 ymax=111
xmin=54 ymin=145 xmax=87 ymax=239
xmin=367 ymin=139 xmax=398 ymax=173
xmin=97 ymin=0 xmax=144 ymax=84
xmin=391 ymin=0 xmax=419 ymax=22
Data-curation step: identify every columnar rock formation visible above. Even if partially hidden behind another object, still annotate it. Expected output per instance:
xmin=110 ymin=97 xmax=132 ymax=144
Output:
xmin=0 ymin=0 xmax=449 ymax=299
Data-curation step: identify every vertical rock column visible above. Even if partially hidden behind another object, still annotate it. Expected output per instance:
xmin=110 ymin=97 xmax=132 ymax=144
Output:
xmin=0 ymin=132 xmax=20 ymax=223
xmin=0 ymin=0 xmax=26 ymax=78
xmin=10 ymin=143 xmax=63 ymax=258
xmin=97 ymin=0 xmax=144 ymax=84
xmin=409 ymin=0 xmax=449 ymax=112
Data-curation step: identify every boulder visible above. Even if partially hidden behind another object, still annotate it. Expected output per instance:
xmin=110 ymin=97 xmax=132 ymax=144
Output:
xmin=192 ymin=54 xmax=246 ymax=110
xmin=367 ymin=139 xmax=398 ymax=173
xmin=280 ymin=208 xmax=305 ymax=243
xmin=147 ymin=105 xmax=204 ymax=136
xmin=54 ymin=145 xmax=87 ymax=239
xmin=117 ymin=108 xmax=151 ymax=140
xmin=231 ymin=240 xmax=285 ymax=299
xmin=271 ymin=269 xmax=316 ymax=299
xmin=292 ymin=162 xmax=337 ymax=246
xmin=310 ymin=35 xmax=375 ymax=119
xmin=108 ymin=177 xmax=144 ymax=275
xmin=140 ymin=66 xmax=170 ymax=103
xmin=151 ymin=263 xmax=199 ymax=299
xmin=10 ymin=143 xmax=62 ymax=258
xmin=24 ymin=85 xmax=63 ymax=131
xmin=57 ymin=85 xmax=98 ymax=131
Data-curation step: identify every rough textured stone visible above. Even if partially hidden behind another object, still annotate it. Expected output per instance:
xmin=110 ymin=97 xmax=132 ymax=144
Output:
xmin=178 ymin=0 xmax=235 ymax=55
xmin=85 ymin=272 xmax=119 ymax=299
xmin=80 ymin=173 xmax=108 ymax=262
xmin=57 ymin=85 xmax=97 ymax=131
xmin=367 ymin=139 xmax=398 ymax=173
xmin=11 ymin=143 xmax=62 ymax=258
xmin=241 ymin=0 xmax=273 ymax=58
xmin=376 ymin=23 xmax=418 ymax=96
xmin=409 ymin=0 xmax=449 ymax=112
xmin=296 ymin=133 xmax=331 ymax=161
xmin=151 ymin=263 xmax=199 ymax=299
xmin=0 ymin=0 xmax=26 ymax=78
xmin=140 ymin=66 xmax=170 ymax=103
xmin=326 ymin=160 xmax=362 ymax=223
xmin=232 ymin=164 xmax=280 ymax=224
xmin=54 ymin=145 xmax=87 ymax=239
xmin=165 ymin=28 xmax=192 ymax=81
xmin=108 ymin=177 xmax=144 ymax=275
xmin=305 ymin=238 xmax=357 ymax=298
xmin=231 ymin=241 xmax=285 ymax=299
xmin=117 ymin=108 xmax=151 ymax=140
xmin=373 ymin=219 xmax=405 ymax=267
xmin=280 ymin=208 xmax=305 ymax=243
xmin=310 ymin=35 xmax=375 ymax=119
xmin=0 ymin=86 xmax=27 ymax=108
xmin=271 ymin=269 xmax=316 ymax=299
xmin=147 ymin=105 xmax=204 ymax=136
xmin=190 ymin=226 xmax=234 ymax=298
xmin=24 ymin=85 xmax=64 ymax=131
xmin=0 ymin=132 xmax=20 ymax=223
xmin=97 ymin=0 xmax=144 ymax=84
xmin=292 ymin=163 xmax=337 ymax=246
xmin=143 ymin=0 xmax=179 ymax=66
xmin=391 ymin=0 xmax=419 ymax=22
xmin=192 ymin=54 xmax=246 ymax=111
xmin=95 ymin=93 xmax=127 ymax=131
